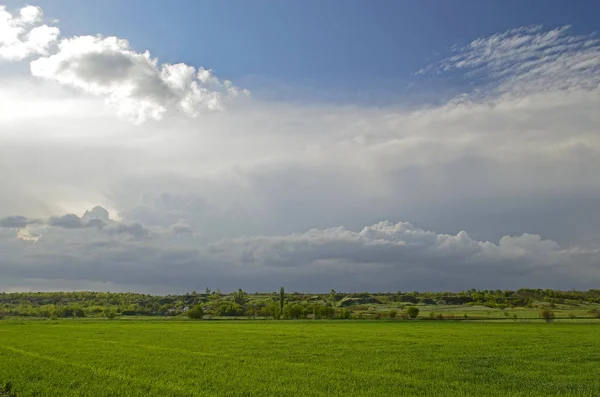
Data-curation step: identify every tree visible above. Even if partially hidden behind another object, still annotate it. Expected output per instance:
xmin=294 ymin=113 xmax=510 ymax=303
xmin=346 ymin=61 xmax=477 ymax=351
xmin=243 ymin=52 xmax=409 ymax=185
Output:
xmin=261 ymin=302 xmax=281 ymax=319
xmin=187 ymin=305 xmax=204 ymax=319
xmin=407 ymin=306 xmax=420 ymax=319
xmin=233 ymin=289 xmax=248 ymax=305
xmin=329 ymin=289 xmax=337 ymax=303
xmin=284 ymin=304 xmax=306 ymax=319
xmin=279 ymin=287 xmax=285 ymax=317
xmin=540 ymin=309 xmax=555 ymax=323
xmin=215 ymin=303 xmax=244 ymax=316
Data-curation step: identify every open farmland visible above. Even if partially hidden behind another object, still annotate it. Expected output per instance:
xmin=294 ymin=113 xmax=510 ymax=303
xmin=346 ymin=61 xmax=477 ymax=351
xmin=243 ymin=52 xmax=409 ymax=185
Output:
xmin=1 ymin=320 xmax=599 ymax=396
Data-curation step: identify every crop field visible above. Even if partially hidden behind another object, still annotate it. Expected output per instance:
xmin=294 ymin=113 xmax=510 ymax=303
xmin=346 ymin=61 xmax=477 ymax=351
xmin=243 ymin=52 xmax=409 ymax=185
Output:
xmin=1 ymin=320 xmax=599 ymax=396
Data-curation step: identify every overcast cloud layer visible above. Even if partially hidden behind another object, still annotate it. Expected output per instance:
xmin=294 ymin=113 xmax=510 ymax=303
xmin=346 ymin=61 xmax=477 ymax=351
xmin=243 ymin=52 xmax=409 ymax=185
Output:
xmin=1 ymin=5 xmax=599 ymax=293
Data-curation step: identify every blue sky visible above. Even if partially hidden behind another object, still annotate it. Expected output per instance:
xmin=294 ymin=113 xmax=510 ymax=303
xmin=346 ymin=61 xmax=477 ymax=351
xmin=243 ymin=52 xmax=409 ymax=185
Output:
xmin=1 ymin=2 xmax=600 ymax=292
xmin=5 ymin=0 xmax=600 ymax=102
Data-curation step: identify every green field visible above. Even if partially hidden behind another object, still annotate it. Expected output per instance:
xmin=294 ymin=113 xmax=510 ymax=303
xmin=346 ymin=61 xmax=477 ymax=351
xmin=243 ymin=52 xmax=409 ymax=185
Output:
xmin=1 ymin=320 xmax=599 ymax=396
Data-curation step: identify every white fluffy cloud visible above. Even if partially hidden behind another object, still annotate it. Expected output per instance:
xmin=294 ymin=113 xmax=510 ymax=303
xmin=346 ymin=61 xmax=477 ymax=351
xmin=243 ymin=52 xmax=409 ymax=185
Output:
xmin=1 ymin=4 xmax=247 ymax=123
xmin=30 ymin=36 xmax=249 ymax=123
xmin=1 ymin=11 xmax=600 ymax=292
xmin=0 ymin=5 xmax=59 ymax=60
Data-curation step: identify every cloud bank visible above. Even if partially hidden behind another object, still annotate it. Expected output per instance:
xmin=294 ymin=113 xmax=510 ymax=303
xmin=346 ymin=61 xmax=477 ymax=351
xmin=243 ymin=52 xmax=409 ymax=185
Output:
xmin=1 ymin=210 xmax=597 ymax=292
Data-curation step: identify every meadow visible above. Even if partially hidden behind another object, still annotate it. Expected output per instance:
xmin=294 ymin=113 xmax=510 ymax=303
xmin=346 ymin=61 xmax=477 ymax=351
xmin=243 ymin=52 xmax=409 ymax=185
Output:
xmin=1 ymin=320 xmax=599 ymax=396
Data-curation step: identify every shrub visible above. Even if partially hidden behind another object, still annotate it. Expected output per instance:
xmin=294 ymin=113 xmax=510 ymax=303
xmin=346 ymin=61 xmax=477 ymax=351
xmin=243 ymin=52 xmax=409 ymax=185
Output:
xmin=284 ymin=304 xmax=306 ymax=319
xmin=436 ymin=313 xmax=444 ymax=320
xmin=540 ymin=309 xmax=555 ymax=323
xmin=316 ymin=305 xmax=335 ymax=319
xmin=388 ymin=309 xmax=397 ymax=319
xmin=215 ymin=302 xmax=244 ymax=317
xmin=1 ymin=381 xmax=15 ymax=397
xmin=260 ymin=302 xmax=281 ymax=319
xmin=187 ymin=305 xmax=204 ymax=319
xmin=407 ymin=306 xmax=419 ymax=319
xmin=337 ymin=308 xmax=351 ymax=319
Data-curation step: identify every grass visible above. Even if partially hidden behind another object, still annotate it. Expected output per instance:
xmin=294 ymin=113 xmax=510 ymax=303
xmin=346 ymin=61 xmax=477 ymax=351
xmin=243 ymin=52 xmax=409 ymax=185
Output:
xmin=0 ymin=320 xmax=599 ymax=396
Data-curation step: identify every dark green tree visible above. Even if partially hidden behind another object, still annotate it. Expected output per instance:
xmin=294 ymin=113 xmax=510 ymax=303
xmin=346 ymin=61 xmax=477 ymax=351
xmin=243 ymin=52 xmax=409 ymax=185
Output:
xmin=233 ymin=289 xmax=248 ymax=305
xmin=540 ymin=309 xmax=555 ymax=323
xmin=279 ymin=287 xmax=285 ymax=318
xmin=407 ymin=306 xmax=420 ymax=319
xmin=187 ymin=305 xmax=204 ymax=319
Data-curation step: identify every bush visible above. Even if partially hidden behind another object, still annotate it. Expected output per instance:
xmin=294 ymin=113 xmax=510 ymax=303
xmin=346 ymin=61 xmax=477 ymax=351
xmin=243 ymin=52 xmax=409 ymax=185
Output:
xmin=261 ymin=302 xmax=281 ymax=319
xmin=337 ymin=308 xmax=351 ymax=319
xmin=540 ymin=309 xmax=555 ymax=323
xmin=407 ymin=306 xmax=419 ymax=319
xmin=436 ymin=313 xmax=444 ymax=320
xmin=215 ymin=302 xmax=244 ymax=317
xmin=187 ymin=305 xmax=204 ymax=319
xmin=388 ymin=309 xmax=397 ymax=319
xmin=1 ymin=381 xmax=15 ymax=397
xmin=283 ymin=304 xmax=306 ymax=319
xmin=315 ymin=305 xmax=335 ymax=319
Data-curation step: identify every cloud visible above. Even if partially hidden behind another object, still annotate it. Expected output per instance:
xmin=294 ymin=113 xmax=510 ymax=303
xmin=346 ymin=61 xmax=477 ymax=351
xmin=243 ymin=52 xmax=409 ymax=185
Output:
xmin=47 ymin=213 xmax=90 ymax=229
xmin=104 ymin=222 xmax=153 ymax=240
xmin=166 ymin=222 xmax=194 ymax=235
xmin=83 ymin=206 xmax=110 ymax=222
xmin=0 ymin=215 xmax=31 ymax=228
xmin=0 ymin=5 xmax=59 ymax=60
xmin=0 ymin=4 xmax=248 ymax=123
xmin=7 ymin=209 xmax=152 ymax=241
xmin=208 ymin=221 xmax=584 ymax=270
xmin=1 ymin=15 xmax=600 ymax=292
xmin=29 ymin=35 xmax=249 ymax=123
xmin=0 ymin=214 xmax=597 ymax=292
xmin=422 ymin=25 xmax=600 ymax=95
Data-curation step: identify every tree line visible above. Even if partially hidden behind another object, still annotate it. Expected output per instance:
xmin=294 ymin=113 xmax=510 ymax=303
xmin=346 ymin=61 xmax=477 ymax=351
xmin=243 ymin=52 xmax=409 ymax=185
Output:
xmin=1 ymin=288 xmax=599 ymax=319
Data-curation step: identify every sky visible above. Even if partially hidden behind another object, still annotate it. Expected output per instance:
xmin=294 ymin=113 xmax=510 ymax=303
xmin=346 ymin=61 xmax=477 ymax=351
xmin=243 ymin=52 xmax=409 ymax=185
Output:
xmin=0 ymin=2 xmax=599 ymax=294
